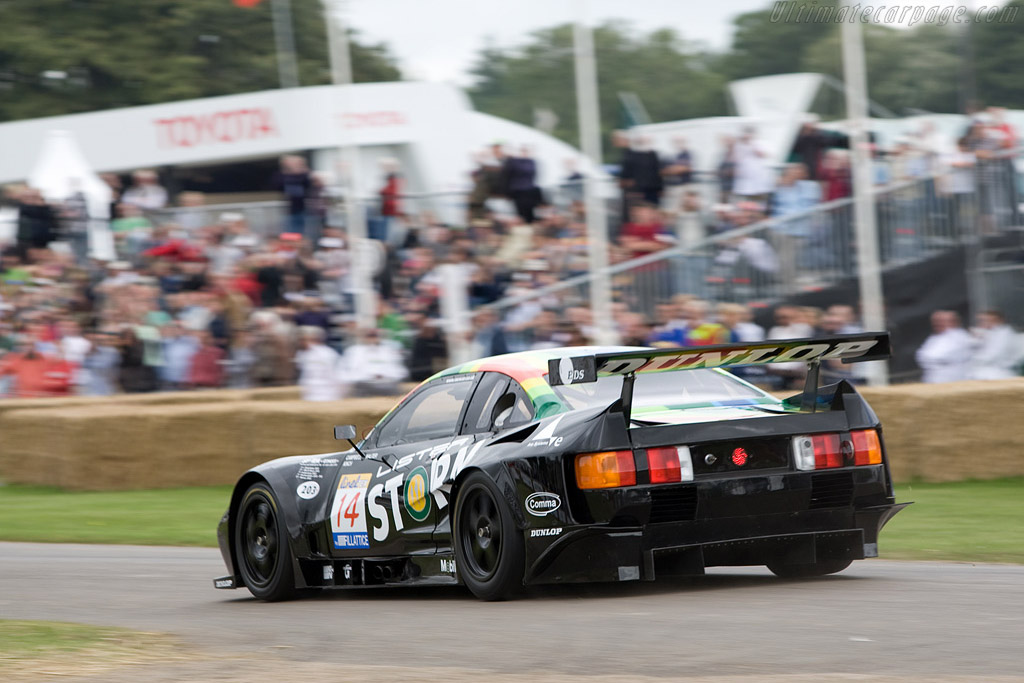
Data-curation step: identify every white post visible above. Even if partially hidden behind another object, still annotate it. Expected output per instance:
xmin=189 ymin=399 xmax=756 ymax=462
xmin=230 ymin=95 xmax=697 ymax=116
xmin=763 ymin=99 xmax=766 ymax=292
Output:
xmin=323 ymin=0 xmax=375 ymax=332
xmin=270 ymin=0 xmax=301 ymax=89
xmin=573 ymin=6 xmax=616 ymax=345
xmin=841 ymin=7 xmax=889 ymax=386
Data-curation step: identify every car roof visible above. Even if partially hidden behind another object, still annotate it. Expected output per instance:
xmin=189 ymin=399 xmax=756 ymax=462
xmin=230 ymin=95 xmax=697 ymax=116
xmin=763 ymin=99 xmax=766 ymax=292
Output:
xmin=429 ymin=346 xmax=644 ymax=418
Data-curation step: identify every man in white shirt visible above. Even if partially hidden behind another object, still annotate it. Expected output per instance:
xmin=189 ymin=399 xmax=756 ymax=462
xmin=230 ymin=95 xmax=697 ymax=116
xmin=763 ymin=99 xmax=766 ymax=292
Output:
xmin=968 ymin=310 xmax=1020 ymax=380
xmin=295 ymin=326 xmax=341 ymax=401
xmin=338 ymin=328 xmax=408 ymax=397
xmin=58 ymin=319 xmax=92 ymax=394
xmin=916 ymin=310 xmax=973 ymax=383
xmin=731 ymin=127 xmax=775 ymax=203
xmin=121 ymin=170 xmax=168 ymax=210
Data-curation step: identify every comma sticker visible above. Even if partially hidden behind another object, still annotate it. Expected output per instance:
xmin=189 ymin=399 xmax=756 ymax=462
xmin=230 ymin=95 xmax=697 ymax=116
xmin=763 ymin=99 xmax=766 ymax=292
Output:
xmin=525 ymin=492 xmax=561 ymax=517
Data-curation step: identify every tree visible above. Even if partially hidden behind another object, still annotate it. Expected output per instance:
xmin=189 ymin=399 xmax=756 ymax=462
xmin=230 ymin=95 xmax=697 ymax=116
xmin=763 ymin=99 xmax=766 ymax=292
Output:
xmin=972 ymin=0 xmax=1024 ymax=109
xmin=721 ymin=0 xmax=841 ymax=80
xmin=0 ymin=0 xmax=401 ymax=122
xmin=467 ymin=23 xmax=727 ymax=160
xmin=800 ymin=23 xmax=961 ymax=116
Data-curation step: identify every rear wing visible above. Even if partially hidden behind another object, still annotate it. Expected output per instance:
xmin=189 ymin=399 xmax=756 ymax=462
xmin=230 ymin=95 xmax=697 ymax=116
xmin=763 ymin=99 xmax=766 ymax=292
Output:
xmin=547 ymin=332 xmax=891 ymax=417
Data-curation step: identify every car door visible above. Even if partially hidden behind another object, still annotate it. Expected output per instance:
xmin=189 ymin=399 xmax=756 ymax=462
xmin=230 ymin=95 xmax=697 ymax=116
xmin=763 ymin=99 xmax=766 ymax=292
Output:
xmin=431 ymin=372 xmax=537 ymax=550
xmin=329 ymin=374 xmax=479 ymax=557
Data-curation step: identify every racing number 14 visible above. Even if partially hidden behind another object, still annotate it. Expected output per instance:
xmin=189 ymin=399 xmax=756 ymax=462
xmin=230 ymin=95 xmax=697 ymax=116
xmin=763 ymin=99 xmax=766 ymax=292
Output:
xmin=339 ymin=495 xmax=360 ymax=527
xmin=331 ymin=473 xmax=372 ymax=550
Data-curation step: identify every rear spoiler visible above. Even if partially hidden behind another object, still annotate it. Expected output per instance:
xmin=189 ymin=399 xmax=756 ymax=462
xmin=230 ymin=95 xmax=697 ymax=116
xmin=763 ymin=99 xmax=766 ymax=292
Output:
xmin=547 ymin=332 xmax=891 ymax=418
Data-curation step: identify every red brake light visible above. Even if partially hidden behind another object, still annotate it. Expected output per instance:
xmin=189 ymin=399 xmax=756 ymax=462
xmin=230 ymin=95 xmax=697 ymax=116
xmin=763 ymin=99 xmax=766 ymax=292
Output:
xmin=812 ymin=433 xmax=842 ymax=469
xmin=731 ymin=447 xmax=749 ymax=466
xmin=647 ymin=447 xmax=682 ymax=483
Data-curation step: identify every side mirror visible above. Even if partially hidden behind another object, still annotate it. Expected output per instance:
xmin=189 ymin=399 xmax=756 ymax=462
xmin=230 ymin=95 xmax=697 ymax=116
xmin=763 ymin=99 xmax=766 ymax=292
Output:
xmin=334 ymin=424 xmax=357 ymax=441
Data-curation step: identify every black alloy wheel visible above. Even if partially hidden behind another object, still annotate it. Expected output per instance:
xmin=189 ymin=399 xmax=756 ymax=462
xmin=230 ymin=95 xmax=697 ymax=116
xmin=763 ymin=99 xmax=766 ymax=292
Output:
xmin=234 ymin=483 xmax=296 ymax=601
xmin=454 ymin=472 xmax=525 ymax=601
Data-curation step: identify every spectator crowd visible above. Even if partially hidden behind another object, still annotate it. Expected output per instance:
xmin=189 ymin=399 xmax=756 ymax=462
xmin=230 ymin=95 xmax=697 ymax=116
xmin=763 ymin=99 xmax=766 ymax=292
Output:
xmin=1 ymin=107 xmax=1021 ymax=399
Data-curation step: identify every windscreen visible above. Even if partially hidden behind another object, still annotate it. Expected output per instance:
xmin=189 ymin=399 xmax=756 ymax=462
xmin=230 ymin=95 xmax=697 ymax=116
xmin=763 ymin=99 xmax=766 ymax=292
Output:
xmin=550 ymin=368 xmax=772 ymax=412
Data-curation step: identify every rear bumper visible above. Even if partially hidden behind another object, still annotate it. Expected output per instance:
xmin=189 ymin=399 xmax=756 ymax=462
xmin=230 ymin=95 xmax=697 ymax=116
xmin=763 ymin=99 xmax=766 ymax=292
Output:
xmin=524 ymin=499 xmax=908 ymax=585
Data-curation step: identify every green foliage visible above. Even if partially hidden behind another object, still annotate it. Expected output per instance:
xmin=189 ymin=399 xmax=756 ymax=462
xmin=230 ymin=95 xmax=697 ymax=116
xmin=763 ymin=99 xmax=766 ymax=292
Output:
xmin=721 ymin=0 xmax=841 ymax=80
xmin=801 ymin=23 xmax=961 ymax=117
xmin=0 ymin=0 xmax=400 ymax=122
xmin=972 ymin=0 xmax=1024 ymax=109
xmin=468 ymin=22 xmax=726 ymax=159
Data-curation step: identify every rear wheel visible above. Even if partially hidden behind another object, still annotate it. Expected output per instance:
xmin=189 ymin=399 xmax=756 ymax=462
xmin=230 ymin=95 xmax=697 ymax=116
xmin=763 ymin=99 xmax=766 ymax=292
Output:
xmin=767 ymin=558 xmax=852 ymax=579
xmin=235 ymin=483 xmax=296 ymax=601
xmin=453 ymin=472 xmax=524 ymax=601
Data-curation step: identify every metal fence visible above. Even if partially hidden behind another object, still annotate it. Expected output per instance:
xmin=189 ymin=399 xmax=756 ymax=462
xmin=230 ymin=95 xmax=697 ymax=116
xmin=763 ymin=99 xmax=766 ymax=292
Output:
xmin=487 ymin=159 xmax=1022 ymax=337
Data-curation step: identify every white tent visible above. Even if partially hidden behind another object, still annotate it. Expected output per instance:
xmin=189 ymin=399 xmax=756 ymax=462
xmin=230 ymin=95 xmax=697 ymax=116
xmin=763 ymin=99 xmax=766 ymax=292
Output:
xmin=26 ymin=129 xmax=115 ymax=259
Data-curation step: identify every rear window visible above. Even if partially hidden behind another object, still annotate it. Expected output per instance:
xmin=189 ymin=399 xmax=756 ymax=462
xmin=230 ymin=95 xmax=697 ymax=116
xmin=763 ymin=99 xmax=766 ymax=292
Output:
xmin=550 ymin=368 xmax=771 ymax=411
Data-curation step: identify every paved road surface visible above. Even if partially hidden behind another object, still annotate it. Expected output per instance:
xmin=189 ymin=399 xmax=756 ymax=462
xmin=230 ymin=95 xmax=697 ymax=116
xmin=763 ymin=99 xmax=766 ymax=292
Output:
xmin=1 ymin=542 xmax=1022 ymax=680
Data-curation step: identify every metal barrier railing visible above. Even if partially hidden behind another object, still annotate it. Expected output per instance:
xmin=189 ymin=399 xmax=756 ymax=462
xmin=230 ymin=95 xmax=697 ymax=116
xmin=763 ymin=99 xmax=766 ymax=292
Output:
xmin=485 ymin=157 xmax=1021 ymax=348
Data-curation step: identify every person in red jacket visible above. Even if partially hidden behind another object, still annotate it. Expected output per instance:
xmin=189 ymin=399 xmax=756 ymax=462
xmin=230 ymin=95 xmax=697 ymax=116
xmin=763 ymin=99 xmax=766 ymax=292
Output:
xmin=188 ymin=330 xmax=225 ymax=388
xmin=0 ymin=338 xmax=73 ymax=397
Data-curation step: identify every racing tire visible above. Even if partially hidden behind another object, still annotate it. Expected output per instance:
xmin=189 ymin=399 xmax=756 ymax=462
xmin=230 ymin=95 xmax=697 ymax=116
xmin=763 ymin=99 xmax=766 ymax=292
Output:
xmin=453 ymin=472 xmax=525 ymax=601
xmin=235 ymin=482 xmax=297 ymax=602
xmin=767 ymin=558 xmax=853 ymax=579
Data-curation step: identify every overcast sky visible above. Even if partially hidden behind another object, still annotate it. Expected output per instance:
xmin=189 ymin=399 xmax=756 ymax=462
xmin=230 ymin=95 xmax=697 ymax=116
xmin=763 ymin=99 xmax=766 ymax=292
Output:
xmin=344 ymin=0 xmax=768 ymax=85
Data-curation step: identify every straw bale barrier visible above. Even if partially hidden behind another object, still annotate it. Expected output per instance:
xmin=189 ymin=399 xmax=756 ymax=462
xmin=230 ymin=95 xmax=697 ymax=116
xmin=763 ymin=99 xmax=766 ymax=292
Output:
xmin=0 ymin=379 xmax=1022 ymax=490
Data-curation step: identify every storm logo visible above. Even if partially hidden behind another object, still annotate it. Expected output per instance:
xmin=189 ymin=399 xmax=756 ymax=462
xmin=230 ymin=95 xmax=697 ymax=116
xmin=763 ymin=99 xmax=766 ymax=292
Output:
xmin=404 ymin=467 xmax=431 ymax=522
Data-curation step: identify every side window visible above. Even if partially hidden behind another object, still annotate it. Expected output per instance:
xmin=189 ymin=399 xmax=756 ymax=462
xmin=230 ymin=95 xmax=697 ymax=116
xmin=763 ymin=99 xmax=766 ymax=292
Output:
xmin=375 ymin=378 xmax=476 ymax=447
xmin=463 ymin=373 xmax=512 ymax=434
xmin=505 ymin=383 xmax=535 ymax=427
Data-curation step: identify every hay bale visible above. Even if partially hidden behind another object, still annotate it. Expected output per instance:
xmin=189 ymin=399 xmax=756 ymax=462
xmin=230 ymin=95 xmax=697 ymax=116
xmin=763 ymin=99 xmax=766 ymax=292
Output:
xmin=246 ymin=386 xmax=303 ymax=402
xmin=0 ymin=407 xmax=68 ymax=486
xmin=244 ymin=397 xmax=396 ymax=463
xmin=862 ymin=378 xmax=1024 ymax=482
xmin=5 ymin=378 xmax=1022 ymax=491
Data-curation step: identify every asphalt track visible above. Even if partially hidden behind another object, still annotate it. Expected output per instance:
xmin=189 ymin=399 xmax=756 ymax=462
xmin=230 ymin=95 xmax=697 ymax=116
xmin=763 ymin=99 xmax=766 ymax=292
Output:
xmin=1 ymin=542 xmax=1023 ymax=680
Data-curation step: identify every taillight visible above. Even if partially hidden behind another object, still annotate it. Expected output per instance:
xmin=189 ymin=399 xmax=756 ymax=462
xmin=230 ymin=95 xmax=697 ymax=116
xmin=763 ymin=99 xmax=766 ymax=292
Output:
xmin=793 ymin=430 xmax=882 ymax=470
xmin=852 ymin=429 xmax=882 ymax=465
xmin=647 ymin=447 xmax=680 ymax=483
xmin=575 ymin=451 xmax=636 ymax=489
xmin=813 ymin=433 xmax=843 ymax=469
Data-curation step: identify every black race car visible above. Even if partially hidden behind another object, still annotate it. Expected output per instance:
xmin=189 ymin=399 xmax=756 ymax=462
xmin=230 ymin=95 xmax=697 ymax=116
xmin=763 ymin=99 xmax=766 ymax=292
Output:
xmin=214 ymin=333 xmax=907 ymax=601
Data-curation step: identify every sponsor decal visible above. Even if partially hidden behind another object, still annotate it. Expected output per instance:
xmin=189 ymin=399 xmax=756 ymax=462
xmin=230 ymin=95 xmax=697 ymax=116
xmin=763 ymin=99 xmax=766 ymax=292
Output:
xmin=440 ymin=558 xmax=457 ymax=575
xmin=154 ymin=107 xmax=279 ymax=148
xmin=295 ymin=457 xmax=340 ymax=480
xmin=525 ymin=492 xmax=561 ymax=517
xmin=330 ymin=473 xmax=373 ymax=550
xmin=367 ymin=439 xmax=483 ymax=542
xmin=594 ymin=339 xmax=881 ymax=376
xmin=403 ymin=466 xmax=431 ymax=522
xmin=530 ymin=527 xmax=562 ymax=537
xmin=296 ymin=481 xmax=321 ymax=500
xmin=213 ymin=577 xmax=235 ymax=589
xmin=322 ymin=564 xmax=334 ymax=581
xmin=528 ymin=415 xmax=565 ymax=448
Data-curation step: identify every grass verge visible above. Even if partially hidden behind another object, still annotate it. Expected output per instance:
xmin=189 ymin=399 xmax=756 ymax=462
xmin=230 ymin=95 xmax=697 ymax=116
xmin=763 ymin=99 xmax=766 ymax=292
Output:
xmin=0 ymin=620 xmax=180 ymax=680
xmin=883 ymin=478 xmax=1024 ymax=564
xmin=0 ymin=485 xmax=230 ymax=546
xmin=0 ymin=479 xmax=1021 ymax=563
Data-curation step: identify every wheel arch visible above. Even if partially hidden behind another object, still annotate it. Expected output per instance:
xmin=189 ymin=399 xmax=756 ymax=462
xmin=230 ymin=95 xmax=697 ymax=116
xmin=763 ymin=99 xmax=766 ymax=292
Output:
xmin=226 ymin=472 xmax=270 ymax=578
